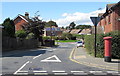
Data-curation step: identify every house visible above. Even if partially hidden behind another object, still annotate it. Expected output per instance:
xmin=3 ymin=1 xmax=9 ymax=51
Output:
xmin=44 ymin=27 xmax=62 ymax=37
xmin=79 ymin=29 xmax=92 ymax=35
xmin=98 ymin=1 xmax=120 ymax=33
xmin=70 ymin=29 xmax=82 ymax=34
xmin=13 ymin=12 xmax=31 ymax=31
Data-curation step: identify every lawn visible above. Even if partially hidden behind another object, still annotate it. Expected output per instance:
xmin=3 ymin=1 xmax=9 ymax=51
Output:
xmin=55 ymin=40 xmax=78 ymax=42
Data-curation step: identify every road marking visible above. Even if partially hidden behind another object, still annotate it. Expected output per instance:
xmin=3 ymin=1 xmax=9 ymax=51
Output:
xmin=106 ymin=71 xmax=119 ymax=73
xmin=34 ymin=73 xmax=48 ymax=75
xmin=52 ymin=71 xmax=65 ymax=72
xmin=89 ymin=71 xmax=103 ymax=73
xmin=33 ymin=54 xmax=42 ymax=59
xmin=15 ymin=73 xmax=28 ymax=75
xmin=14 ymin=61 xmax=29 ymax=74
xmin=54 ymin=73 xmax=68 ymax=75
xmin=69 ymin=48 xmax=120 ymax=71
xmin=41 ymin=55 xmax=61 ymax=62
xmin=71 ymin=71 xmax=84 ymax=73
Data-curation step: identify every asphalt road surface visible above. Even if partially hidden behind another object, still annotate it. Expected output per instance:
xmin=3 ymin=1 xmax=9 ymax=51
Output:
xmin=2 ymin=42 xmax=112 ymax=75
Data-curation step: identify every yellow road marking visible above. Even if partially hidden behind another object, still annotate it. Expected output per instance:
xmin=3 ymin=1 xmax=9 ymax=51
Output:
xmin=69 ymin=48 xmax=120 ymax=71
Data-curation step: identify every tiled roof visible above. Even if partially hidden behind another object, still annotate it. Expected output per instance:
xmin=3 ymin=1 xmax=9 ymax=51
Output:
xmin=106 ymin=3 xmax=116 ymax=10
xmin=70 ymin=29 xmax=81 ymax=34
xmin=79 ymin=29 xmax=91 ymax=35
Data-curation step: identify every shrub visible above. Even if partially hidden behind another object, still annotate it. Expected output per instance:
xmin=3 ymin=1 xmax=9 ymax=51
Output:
xmin=15 ymin=30 xmax=27 ymax=38
xmin=60 ymin=33 xmax=76 ymax=40
xmin=84 ymin=31 xmax=120 ymax=59
xmin=26 ymin=33 xmax=34 ymax=39
xmin=43 ymin=36 xmax=51 ymax=40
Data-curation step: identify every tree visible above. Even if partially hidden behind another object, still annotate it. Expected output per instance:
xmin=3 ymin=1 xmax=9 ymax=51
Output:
xmin=69 ymin=22 xmax=76 ymax=30
xmin=75 ymin=25 xmax=91 ymax=29
xmin=15 ymin=30 xmax=27 ymax=38
xmin=45 ymin=20 xmax=58 ymax=27
xmin=2 ymin=18 xmax=15 ymax=37
xmin=23 ymin=16 xmax=45 ymax=45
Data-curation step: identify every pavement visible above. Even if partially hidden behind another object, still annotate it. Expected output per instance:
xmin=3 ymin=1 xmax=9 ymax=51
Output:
xmin=69 ymin=47 xmax=120 ymax=72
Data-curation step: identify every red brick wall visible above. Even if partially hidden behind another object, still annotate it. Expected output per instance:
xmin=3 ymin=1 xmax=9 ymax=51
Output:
xmin=14 ymin=17 xmax=27 ymax=31
xmin=98 ymin=5 xmax=120 ymax=33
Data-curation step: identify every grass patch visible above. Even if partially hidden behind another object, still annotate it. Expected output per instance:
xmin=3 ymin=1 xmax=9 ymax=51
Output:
xmin=56 ymin=40 xmax=78 ymax=42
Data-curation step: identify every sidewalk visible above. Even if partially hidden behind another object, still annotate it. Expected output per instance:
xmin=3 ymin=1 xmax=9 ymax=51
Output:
xmin=70 ymin=47 xmax=120 ymax=72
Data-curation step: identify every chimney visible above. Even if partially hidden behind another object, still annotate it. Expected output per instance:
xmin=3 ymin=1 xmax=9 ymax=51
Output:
xmin=25 ymin=12 xmax=29 ymax=19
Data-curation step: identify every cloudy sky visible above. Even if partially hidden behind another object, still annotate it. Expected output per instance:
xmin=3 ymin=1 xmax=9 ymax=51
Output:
xmin=1 ymin=2 xmax=117 ymax=27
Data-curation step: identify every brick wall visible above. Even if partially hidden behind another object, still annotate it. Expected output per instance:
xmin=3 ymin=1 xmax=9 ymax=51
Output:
xmin=14 ymin=16 xmax=27 ymax=31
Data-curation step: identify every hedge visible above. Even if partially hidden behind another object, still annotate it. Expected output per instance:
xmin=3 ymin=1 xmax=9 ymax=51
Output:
xmin=84 ymin=31 xmax=120 ymax=59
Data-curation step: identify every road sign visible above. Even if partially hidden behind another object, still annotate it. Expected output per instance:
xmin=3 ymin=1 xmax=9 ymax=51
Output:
xmin=41 ymin=55 xmax=61 ymax=62
xmin=90 ymin=17 xmax=101 ymax=26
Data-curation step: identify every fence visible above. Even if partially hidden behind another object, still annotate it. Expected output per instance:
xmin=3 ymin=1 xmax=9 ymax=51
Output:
xmin=2 ymin=37 xmax=39 ymax=51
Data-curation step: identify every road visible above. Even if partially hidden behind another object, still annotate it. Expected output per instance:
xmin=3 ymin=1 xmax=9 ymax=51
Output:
xmin=2 ymin=42 xmax=111 ymax=75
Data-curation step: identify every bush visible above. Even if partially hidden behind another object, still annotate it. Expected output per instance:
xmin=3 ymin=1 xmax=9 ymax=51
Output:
xmin=43 ymin=36 xmax=51 ymax=40
xmin=26 ymin=33 xmax=34 ymax=39
xmin=84 ymin=31 xmax=120 ymax=59
xmin=60 ymin=33 xmax=76 ymax=40
xmin=15 ymin=30 xmax=27 ymax=38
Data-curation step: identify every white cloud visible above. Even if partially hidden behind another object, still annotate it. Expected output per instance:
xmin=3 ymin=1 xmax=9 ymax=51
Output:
xmin=54 ymin=8 xmax=106 ymax=27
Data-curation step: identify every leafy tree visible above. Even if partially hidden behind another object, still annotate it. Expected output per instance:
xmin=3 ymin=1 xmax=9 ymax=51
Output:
xmin=75 ymin=25 xmax=91 ymax=29
xmin=69 ymin=22 xmax=76 ymax=30
xmin=22 ymin=16 xmax=45 ymax=45
xmin=15 ymin=30 xmax=27 ymax=38
xmin=2 ymin=18 xmax=15 ymax=37
xmin=45 ymin=20 xmax=58 ymax=27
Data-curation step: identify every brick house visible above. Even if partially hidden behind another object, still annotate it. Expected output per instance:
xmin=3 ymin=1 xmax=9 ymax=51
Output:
xmin=14 ymin=12 xmax=30 ymax=31
xmin=98 ymin=1 xmax=120 ymax=33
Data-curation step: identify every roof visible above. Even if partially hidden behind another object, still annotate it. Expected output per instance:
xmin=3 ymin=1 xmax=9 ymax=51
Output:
xmin=79 ymin=29 xmax=91 ymax=35
xmin=106 ymin=3 xmax=116 ymax=10
xmin=63 ymin=29 xmax=70 ymax=33
xmin=45 ymin=27 xmax=61 ymax=31
xmin=101 ymin=1 xmax=120 ymax=19
xmin=14 ymin=14 xmax=32 ymax=23
xmin=70 ymin=29 xmax=81 ymax=34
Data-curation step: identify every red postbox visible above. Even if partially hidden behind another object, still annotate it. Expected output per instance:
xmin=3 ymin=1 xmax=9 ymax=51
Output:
xmin=103 ymin=37 xmax=112 ymax=62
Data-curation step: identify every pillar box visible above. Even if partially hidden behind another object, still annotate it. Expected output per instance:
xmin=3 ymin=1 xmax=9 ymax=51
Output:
xmin=103 ymin=37 xmax=112 ymax=62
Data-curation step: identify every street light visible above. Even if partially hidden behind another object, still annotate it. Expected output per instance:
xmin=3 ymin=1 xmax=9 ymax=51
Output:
xmin=90 ymin=17 xmax=101 ymax=57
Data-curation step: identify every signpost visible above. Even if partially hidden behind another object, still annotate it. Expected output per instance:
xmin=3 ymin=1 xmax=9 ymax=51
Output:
xmin=90 ymin=17 xmax=101 ymax=57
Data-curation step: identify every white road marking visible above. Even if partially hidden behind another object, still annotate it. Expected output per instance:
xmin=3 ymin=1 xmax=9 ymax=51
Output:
xmin=15 ymin=73 xmax=28 ymax=75
xmin=89 ymin=71 xmax=103 ymax=73
xmin=13 ymin=61 xmax=29 ymax=74
xmin=106 ymin=71 xmax=119 ymax=73
xmin=33 ymin=54 xmax=42 ymax=59
xmin=54 ymin=73 xmax=68 ymax=75
xmin=52 ymin=71 xmax=65 ymax=72
xmin=41 ymin=55 xmax=61 ymax=62
xmin=34 ymin=73 xmax=48 ymax=75
xmin=71 ymin=71 xmax=84 ymax=73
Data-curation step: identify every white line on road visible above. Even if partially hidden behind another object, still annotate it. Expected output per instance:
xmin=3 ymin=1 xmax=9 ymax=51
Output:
xmin=33 ymin=54 xmax=42 ymax=59
xmin=15 ymin=73 xmax=28 ymax=75
xmin=54 ymin=73 xmax=68 ymax=75
xmin=41 ymin=55 xmax=61 ymax=62
xmin=52 ymin=71 xmax=65 ymax=73
xmin=71 ymin=71 xmax=84 ymax=73
xmin=13 ymin=61 xmax=29 ymax=74
xmin=34 ymin=73 xmax=48 ymax=75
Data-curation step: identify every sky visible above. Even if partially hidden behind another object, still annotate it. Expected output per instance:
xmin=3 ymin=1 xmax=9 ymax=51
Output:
xmin=1 ymin=1 xmax=119 ymax=27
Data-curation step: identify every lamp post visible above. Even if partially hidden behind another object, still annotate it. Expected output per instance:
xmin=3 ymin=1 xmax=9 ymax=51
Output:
xmin=90 ymin=17 xmax=100 ymax=57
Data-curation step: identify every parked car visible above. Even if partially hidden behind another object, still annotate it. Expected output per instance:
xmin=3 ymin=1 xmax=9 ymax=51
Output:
xmin=77 ymin=41 xmax=83 ymax=48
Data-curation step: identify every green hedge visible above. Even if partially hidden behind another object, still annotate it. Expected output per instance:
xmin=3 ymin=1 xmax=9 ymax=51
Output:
xmin=84 ymin=31 xmax=120 ymax=59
